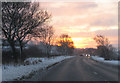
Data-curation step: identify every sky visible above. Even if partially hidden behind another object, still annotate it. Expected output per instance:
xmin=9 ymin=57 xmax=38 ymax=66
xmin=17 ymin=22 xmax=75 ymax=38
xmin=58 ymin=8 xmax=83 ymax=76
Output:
xmin=40 ymin=1 xmax=118 ymax=48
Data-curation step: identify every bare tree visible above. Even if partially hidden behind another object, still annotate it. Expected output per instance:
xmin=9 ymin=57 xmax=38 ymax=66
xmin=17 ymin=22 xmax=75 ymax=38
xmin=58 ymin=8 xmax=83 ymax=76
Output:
xmin=57 ymin=34 xmax=74 ymax=55
xmin=93 ymin=35 xmax=114 ymax=60
xmin=2 ymin=2 xmax=50 ymax=60
xmin=45 ymin=26 xmax=54 ymax=55
xmin=33 ymin=25 xmax=54 ymax=55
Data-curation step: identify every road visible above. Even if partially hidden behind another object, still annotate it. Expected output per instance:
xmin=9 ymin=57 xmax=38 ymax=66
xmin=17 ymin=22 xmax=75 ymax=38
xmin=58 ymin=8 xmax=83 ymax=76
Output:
xmin=26 ymin=56 xmax=119 ymax=81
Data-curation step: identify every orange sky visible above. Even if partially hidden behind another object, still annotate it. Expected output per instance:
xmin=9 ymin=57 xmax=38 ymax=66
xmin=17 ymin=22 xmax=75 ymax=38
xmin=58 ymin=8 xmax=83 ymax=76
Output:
xmin=40 ymin=1 xmax=118 ymax=48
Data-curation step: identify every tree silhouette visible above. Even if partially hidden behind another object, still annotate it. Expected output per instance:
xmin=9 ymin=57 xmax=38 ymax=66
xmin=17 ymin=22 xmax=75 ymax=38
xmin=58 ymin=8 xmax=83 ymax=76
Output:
xmin=94 ymin=35 xmax=114 ymax=60
xmin=57 ymin=34 xmax=74 ymax=55
xmin=2 ymin=2 xmax=50 ymax=61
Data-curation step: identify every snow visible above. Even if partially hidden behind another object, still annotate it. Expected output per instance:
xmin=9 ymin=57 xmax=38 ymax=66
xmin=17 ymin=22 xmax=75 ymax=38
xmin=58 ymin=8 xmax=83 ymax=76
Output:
xmin=0 ymin=65 xmax=2 ymax=82
xmin=2 ymin=56 xmax=74 ymax=81
xmin=91 ymin=56 xmax=120 ymax=66
xmin=24 ymin=57 xmax=47 ymax=64
xmin=91 ymin=56 xmax=104 ymax=62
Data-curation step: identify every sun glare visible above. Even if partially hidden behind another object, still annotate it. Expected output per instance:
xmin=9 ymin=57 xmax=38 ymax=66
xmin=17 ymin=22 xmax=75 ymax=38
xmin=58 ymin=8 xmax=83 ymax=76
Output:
xmin=71 ymin=37 xmax=97 ymax=48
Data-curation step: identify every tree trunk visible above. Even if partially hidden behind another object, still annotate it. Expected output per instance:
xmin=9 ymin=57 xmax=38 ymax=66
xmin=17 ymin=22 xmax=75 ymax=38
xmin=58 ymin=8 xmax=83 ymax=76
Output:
xmin=104 ymin=47 xmax=110 ymax=60
xmin=10 ymin=42 xmax=18 ymax=62
xmin=46 ymin=45 xmax=50 ymax=57
xmin=19 ymin=42 xmax=23 ymax=61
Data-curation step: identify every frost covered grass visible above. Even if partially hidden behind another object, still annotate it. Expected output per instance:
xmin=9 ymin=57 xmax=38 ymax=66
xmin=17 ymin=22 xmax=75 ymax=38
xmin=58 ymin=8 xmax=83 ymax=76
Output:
xmin=91 ymin=56 xmax=120 ymax=66
xmin=2 ymin=56 xmax=74 ymax=81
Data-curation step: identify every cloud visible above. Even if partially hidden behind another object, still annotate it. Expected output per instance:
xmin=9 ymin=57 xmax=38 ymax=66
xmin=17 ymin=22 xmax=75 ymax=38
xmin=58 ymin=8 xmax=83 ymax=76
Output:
xmin=40 ymin=2 xmax=118 ymax=48
xmin=40 ymin=2 xmax=98 ymax=16
xmin=90 ymin=14 xmax=117 ymax=27
xmin=75 ymin=2 xmax=98 ymax=9
xmin=94 ymin=29 xmax=118 ymax=37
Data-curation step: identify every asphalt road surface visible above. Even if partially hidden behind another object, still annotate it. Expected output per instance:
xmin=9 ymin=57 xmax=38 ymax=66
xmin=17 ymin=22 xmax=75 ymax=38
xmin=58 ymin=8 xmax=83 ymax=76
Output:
xmin=26 ymin=56 xmax=119 ymax=81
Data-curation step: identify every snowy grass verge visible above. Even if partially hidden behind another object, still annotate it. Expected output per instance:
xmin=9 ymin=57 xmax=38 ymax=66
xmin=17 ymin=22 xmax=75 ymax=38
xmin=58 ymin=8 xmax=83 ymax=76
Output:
xmin=91 ymin=56 xmax=120 ymax=66
xmin=2 ymin=56 xmax=74 ymax=81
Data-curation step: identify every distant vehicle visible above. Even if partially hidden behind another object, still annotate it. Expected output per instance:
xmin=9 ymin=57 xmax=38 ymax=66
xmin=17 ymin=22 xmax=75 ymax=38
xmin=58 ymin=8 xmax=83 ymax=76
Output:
xmin=86 ymin=54 xmax=90 ymax=58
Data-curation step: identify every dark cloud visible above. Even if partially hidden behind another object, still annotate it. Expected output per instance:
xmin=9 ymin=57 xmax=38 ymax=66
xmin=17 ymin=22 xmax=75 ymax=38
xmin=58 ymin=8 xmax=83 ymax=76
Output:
xmin=41 ymin=2 xmax=98 ymax=16
xmin=94 ymin=29 xmax=118 ymax=37
xmin=90 ymin=14 xmax=117 ymax=27
xmin=75 ymin=2 xmax=98 ymax=9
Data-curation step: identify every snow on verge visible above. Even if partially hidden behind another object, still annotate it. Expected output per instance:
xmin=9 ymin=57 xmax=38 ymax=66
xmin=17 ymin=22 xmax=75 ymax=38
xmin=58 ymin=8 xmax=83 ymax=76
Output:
xmin=2 ymin=56 xmax=74 ymax=81
xmin=91 ymin=56 xmax=120 ymax=66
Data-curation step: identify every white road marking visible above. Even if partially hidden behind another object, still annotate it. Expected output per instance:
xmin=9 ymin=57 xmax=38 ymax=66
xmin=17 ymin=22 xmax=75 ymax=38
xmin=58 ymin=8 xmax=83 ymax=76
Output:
xmin=93 ymin=72 xmax=98 ymax=75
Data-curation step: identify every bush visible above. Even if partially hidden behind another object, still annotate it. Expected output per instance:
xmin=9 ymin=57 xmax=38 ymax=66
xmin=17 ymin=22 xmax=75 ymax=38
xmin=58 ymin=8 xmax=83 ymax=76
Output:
xmin=2 ymin=49 xmax=20 ymax=64
xmin=23 ymin=45 xmax=43 ymax=57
